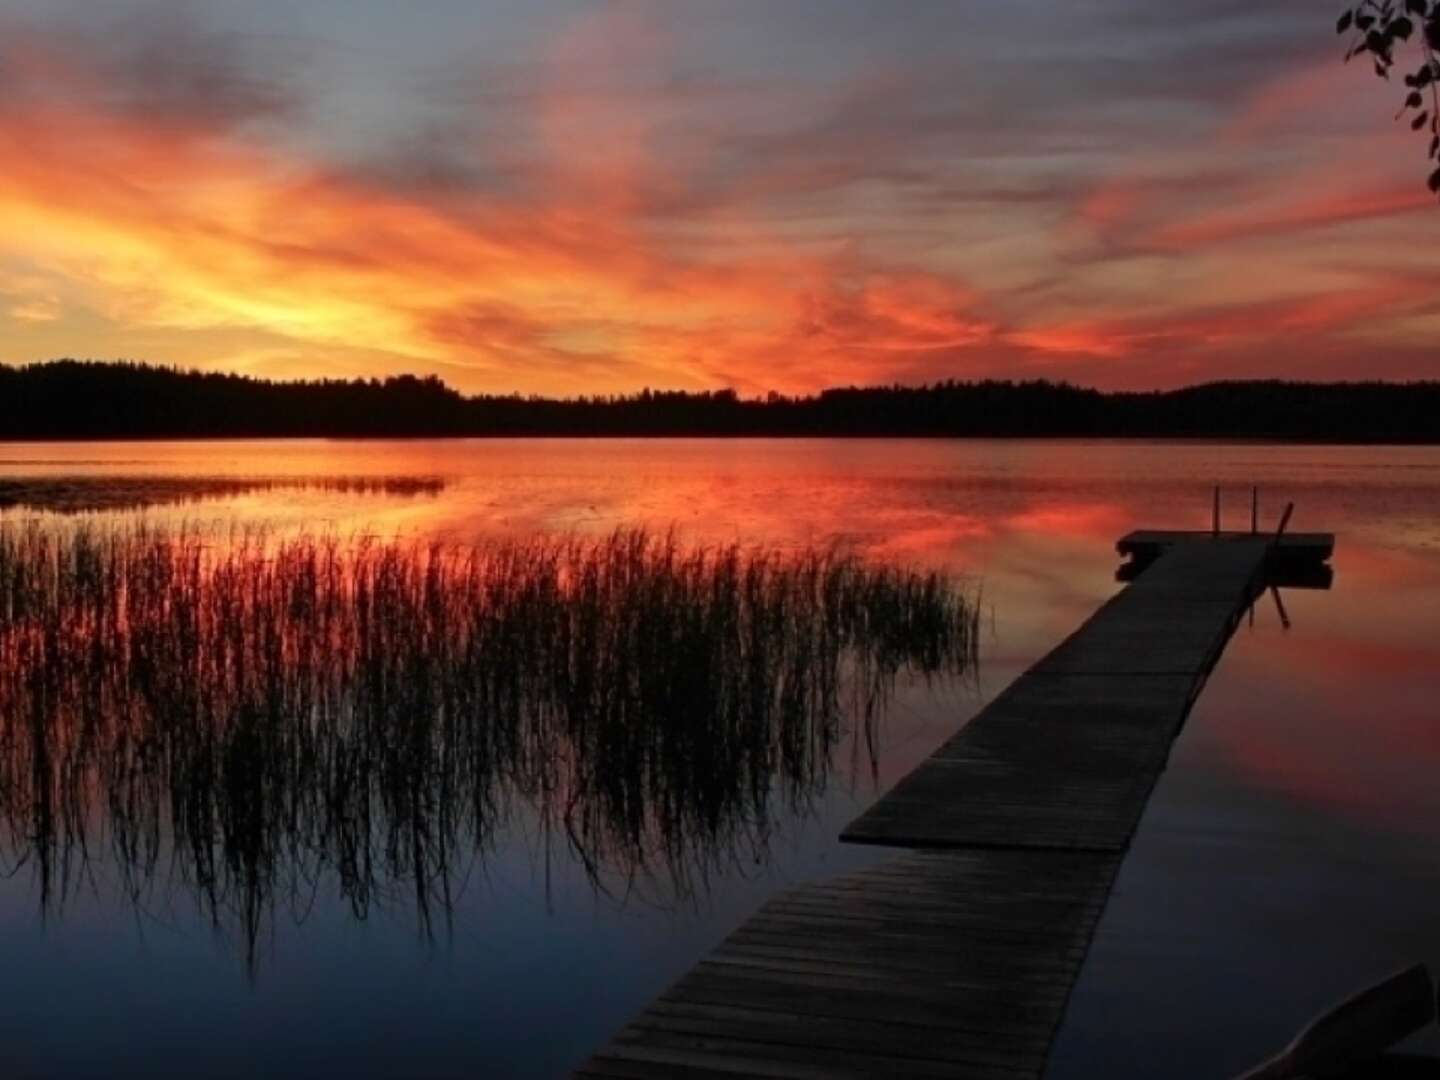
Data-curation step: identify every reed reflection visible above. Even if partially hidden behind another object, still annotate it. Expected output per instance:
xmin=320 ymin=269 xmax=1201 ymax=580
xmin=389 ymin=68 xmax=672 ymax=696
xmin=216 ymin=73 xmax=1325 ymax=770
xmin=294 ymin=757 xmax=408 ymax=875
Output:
xmin=0 ymin=523 xmax=979 ymax=969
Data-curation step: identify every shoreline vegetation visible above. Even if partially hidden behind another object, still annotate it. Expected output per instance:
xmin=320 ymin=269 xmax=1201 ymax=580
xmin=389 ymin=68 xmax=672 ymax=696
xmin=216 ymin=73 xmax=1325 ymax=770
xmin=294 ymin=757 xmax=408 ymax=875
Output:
xmin=0 ymin=475 xmax=447 ymax=514
xmin=3 ymin=360 xmax=1439 ymax=442
xmin=0 ymin=522 xmax=979 ymax=969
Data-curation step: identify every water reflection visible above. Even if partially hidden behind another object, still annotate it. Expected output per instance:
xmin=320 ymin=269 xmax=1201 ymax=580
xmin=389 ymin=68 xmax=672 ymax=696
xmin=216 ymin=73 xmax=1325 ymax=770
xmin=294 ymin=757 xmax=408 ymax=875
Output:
xmin=0 ymin=522 xmax=978 ymax=970
xmin=2 ymin=440 xmax=1437 ymax=1078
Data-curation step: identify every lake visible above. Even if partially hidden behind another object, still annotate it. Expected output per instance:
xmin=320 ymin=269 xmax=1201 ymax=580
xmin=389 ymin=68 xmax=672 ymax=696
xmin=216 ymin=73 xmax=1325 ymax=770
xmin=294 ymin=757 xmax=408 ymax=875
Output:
xmin=1 ymin=438 xmax=1438 ymax=1078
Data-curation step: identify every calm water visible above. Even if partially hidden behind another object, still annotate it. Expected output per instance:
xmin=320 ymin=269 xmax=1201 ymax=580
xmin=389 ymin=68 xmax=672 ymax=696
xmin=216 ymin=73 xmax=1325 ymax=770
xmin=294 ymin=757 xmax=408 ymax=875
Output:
xmin=1 ymin=439 xmax=1438 ymax=1078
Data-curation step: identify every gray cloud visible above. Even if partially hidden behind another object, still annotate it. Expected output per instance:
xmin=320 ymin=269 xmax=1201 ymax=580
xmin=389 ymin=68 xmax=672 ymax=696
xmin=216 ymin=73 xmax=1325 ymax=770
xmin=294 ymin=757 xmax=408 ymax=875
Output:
xmin=0 ymin=6 xmax=310 ymax=133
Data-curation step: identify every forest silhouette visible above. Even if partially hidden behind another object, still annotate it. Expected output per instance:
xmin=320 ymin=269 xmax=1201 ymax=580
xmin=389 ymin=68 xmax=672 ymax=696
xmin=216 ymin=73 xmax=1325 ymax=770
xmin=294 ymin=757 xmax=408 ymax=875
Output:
xmin=3 ymin=360 xmax=1438 ymax=441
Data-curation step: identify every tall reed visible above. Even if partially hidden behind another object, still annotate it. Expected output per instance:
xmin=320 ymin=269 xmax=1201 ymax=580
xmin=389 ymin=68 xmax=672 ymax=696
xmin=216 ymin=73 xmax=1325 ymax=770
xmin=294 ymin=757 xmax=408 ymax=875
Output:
xmin=0 ymin=521 xmax=979 ymax=968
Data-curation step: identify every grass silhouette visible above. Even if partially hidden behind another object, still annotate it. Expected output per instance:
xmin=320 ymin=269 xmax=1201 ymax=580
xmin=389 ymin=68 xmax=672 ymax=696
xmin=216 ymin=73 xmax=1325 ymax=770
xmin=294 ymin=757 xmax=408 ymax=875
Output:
xmin=0 ymin=522 xmax=979 ymax=970
xmin=0 ymin=474 xmax=445 ymax=514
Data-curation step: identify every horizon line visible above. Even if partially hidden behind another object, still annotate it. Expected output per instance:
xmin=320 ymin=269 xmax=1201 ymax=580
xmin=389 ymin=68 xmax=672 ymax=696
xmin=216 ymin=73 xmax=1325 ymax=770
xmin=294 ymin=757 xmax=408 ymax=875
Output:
xmin=7 ymin=358 xmax=1440 ymax=404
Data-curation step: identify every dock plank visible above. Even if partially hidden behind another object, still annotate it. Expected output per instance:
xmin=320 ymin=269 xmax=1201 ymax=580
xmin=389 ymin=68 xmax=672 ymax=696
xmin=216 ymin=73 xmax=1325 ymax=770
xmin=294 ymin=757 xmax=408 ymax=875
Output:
xmin=840 ymin=538 xmax=1269 ymax=850
xmin=580 ymin=850 xmax=1119 ymax=1079
xmin=576 ymin=534 xmax=1334 ymax=1078
xmin=1118 ymin=529 xmax=1333 ymax=561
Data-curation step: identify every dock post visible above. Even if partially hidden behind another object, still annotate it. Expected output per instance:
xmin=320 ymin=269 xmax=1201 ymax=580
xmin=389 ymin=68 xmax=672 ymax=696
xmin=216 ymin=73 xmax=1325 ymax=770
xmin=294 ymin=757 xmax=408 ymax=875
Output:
xmin=1271 ymin=586 xmax=1292 ymax=630
xmin=1251 ymin=487 xmax=1259 ymax=534
xmin=1213 ymin=486 xmax=1221 ymax=537
xmin=1275 ymin=502 xmax=1294 ymax=543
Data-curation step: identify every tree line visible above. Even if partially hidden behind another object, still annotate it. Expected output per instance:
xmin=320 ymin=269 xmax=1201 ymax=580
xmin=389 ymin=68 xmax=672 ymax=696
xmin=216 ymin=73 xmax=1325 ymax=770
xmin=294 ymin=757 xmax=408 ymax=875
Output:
xmin=1 ymin=360 xmax=1438 ymax=441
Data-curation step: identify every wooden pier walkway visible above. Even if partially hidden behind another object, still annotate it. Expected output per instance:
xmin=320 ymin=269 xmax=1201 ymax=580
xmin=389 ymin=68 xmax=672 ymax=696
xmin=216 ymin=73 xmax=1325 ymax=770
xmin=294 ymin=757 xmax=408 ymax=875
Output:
xmin=576 ymin=533 xmax=1332 ymax=1079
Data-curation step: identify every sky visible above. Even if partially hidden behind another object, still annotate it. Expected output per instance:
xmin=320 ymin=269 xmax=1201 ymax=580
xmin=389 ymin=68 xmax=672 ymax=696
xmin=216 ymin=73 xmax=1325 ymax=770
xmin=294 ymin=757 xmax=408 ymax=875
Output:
xmin=0 ymin=0 xmax=1435 ymax=396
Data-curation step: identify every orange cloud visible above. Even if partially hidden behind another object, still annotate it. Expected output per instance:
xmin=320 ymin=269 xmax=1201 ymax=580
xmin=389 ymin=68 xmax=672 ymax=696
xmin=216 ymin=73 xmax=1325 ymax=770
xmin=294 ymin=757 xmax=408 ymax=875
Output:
xmin=1070 ymin=52 xmax=1430 ymax=257
xmin=1 ymin=12 xmax=1437 ymax=394
xmin=1004 ymin=277 xmax=1437 ymax=366
xmin=798 ymin=275 xmax=995 ymax=353
xmin=1076 ymin=183 xmax=1141 ymax=231
xmin=0 ymin=14 xmax=1021 ymax=396
xmin=1220 ymin=57 xmax=1350 ymax=144
xmin=1147 ymin=186 xmax=1435 ymax=250
xmin=1006 ymin=323 xmax=1134 ymax=358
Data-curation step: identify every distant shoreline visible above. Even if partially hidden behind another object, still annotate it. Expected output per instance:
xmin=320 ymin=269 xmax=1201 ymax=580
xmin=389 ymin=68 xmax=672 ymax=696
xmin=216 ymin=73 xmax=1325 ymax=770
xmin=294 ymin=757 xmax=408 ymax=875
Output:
xmin=4 ymin=360 xmax=1439 ymax=443
xmin=3 ymin=434 xmax=1439 ymax=446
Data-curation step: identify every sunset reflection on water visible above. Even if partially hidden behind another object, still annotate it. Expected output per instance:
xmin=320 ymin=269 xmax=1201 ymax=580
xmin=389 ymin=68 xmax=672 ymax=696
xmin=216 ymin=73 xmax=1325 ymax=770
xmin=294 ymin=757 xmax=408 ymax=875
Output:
xmin=1 ymin=437 xmax=1438 ymax=1078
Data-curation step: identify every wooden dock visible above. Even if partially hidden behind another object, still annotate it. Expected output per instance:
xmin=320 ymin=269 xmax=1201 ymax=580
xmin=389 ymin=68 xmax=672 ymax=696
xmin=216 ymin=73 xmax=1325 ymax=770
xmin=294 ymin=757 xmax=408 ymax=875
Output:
xmin=1116 ymin=529 xmax=1334 ymax=564
xmin=577 ymin=532 xmax=1333 ymax=1079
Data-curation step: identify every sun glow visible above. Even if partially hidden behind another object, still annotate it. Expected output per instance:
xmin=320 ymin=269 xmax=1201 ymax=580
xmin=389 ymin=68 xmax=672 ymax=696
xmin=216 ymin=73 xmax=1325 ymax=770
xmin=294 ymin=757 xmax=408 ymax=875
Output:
xmin=0 ymin=7 xmax=1436 ymax=394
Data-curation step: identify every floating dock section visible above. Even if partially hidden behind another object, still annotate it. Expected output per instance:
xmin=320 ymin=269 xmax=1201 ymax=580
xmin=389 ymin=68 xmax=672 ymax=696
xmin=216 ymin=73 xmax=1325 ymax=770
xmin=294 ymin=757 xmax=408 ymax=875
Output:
xmin=577 ymin=531 xmax=1333 ymax=1079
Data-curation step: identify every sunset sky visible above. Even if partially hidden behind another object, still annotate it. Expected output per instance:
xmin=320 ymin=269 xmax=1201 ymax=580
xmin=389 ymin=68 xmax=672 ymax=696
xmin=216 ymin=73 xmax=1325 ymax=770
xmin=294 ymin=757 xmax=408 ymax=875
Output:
xmin=0 ymin=0 xmax=1435 ymax=396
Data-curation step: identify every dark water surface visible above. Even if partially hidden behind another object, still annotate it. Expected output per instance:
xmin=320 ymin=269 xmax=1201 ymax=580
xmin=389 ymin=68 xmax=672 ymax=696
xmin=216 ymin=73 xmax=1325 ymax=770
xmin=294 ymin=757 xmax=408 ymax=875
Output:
xmin=1 ymin=439 xmax=1437 ymax=1078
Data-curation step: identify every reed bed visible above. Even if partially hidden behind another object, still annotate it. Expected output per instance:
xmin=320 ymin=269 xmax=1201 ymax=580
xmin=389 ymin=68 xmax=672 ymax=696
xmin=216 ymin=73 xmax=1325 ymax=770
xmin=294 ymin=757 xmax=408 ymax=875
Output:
xmin=0 ymin=521 xmax=979 ymax=965
xmin=0 ymin=474 xmax=445 ymax=514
